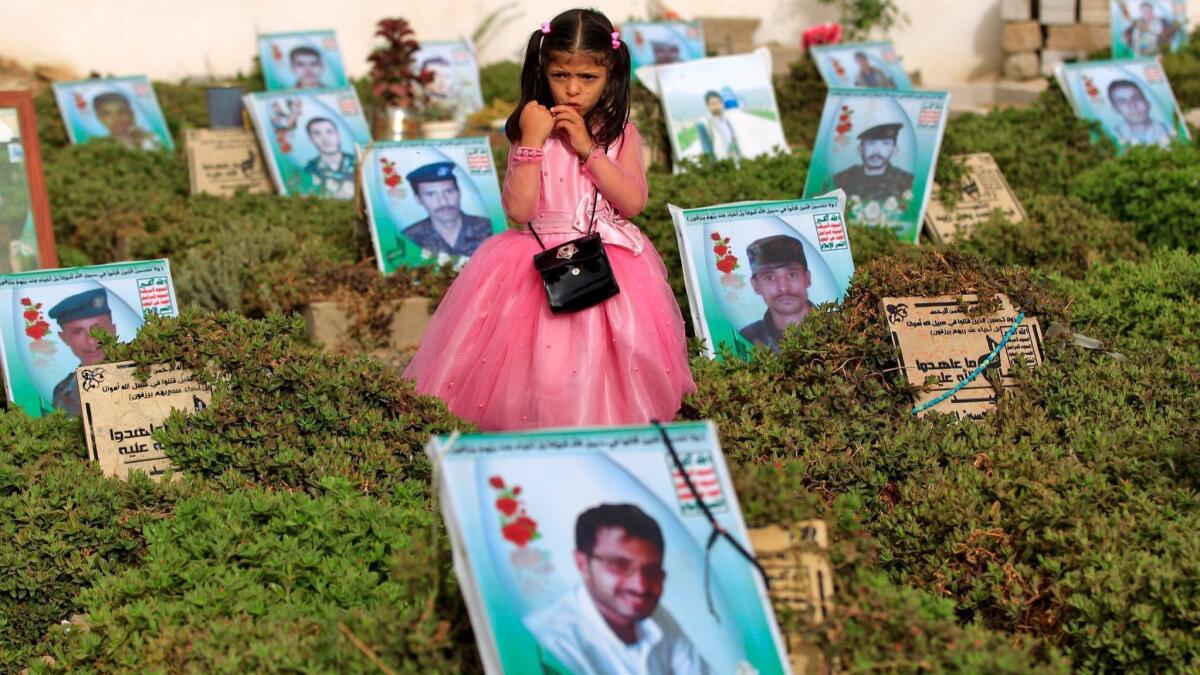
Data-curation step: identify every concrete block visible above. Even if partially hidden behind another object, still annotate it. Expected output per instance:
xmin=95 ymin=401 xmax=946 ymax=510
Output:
xmin=1079 ymin=0 xmax=1110 ymax=24
xmin=1003 ymin=21 xmax=1044 ymax=51
xmin=1002 ymin=0 xmax=1033 ymax=21
xmin=1045 ymin=24 xmax=1088 ymax=50
xmin=766 ymin=42 xmax=805 ymax=76
xmin=697 ymin=16 xmax=760 ymax=55
xmin=1004 ymin=51 xmax=1041 ymax=80
xmin=1040 ymin=49 xmax=1087 ymax=76
xmin=303 ymin=297 xmax=433 ymax=353
xmin=1039 ymin=0 xmax=1078 ymax=25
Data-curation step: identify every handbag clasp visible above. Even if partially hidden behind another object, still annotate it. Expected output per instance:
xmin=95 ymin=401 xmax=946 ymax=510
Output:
xmin=556 ymin=243 xmax=579 ymax=260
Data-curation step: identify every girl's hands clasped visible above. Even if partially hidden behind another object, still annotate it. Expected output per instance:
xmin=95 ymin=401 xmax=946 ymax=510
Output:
xmin=550 ymin=105 xmax=596 ymax=160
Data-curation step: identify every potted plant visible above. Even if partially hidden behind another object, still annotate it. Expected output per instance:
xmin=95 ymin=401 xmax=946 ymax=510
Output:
xmin=417 ymin=100 xmax=461 ymax=139
xmin=367 ymin=17 xmax=431 ymax=140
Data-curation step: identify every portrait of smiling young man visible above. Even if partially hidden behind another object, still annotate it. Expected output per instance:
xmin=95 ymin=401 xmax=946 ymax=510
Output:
xmin=527 ymin=503 xmax=711 ymax=675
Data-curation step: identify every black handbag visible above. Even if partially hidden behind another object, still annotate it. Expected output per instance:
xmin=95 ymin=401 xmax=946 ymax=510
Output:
xmin=529 ymin=185 xmax=620 ymax=314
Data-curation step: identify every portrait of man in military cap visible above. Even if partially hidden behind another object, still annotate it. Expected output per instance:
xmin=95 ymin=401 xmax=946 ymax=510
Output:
xmin=852 ymin=52 xmax=898 ymax=89
xmin=739 ymin=235 xmax=816 ymax=353
xmin=401 ymin=161 xmax=494 ymax=257
xmin=302 ymin=117 xmax=355 ymax=199
xmin=832 ymin=122 xmax=914 ymax=205
xmin=48 ymin=288 xmax=116 ymax=416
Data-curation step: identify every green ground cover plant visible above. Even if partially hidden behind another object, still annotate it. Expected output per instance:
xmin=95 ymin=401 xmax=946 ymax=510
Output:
xmin=4 ymin=44 xmax=1200 ymax=671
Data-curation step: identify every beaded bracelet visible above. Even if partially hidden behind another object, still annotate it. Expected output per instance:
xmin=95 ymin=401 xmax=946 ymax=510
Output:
xmin=512 ymin=146 xmax=545 ymax=163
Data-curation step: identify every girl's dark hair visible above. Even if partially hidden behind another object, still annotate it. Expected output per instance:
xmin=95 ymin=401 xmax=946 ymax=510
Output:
xmin=504 ymin=8 xmax=632 ymax=146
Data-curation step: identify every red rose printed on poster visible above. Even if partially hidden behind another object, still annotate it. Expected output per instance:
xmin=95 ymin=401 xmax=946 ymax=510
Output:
xmin=323 ymin=37 xmax=337 ymax=50
xmin=20 ymin=297 xmax=57 ymax=365
xmin=272 ymin=43 xmax=283 ymax=62
xmin=835 ymin=105 xmax=854 ymax=143
xmin=1083 ymin=75 xmax=1101 ymax=102
xmin=489 ymin=474 xmax=553 ymax=595
xmin=380 ymin=156 xmax=403 ymax=195
xmin=134 ymin=82 xmax=151 ymax=97
xmin=338 ymin=96 xmax=358 ymax=115
xmin=1145 ymin=66 xmax=1163 ymax=83
xmin=489 ymin=475 xmax=540 ymax=548
xmin=74 ymin=92 xmax=88 ymax=113
xmin=710 ymin=231 xmax=740 ymax=275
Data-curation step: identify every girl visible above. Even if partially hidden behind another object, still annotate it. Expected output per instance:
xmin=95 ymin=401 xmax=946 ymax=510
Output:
xmin=403 ymin=8 xmax=695 ymax=430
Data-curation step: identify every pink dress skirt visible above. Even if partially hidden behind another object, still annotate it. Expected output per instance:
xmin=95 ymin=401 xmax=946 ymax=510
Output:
xmin=405 ymin=123 xmax=695 ymax=431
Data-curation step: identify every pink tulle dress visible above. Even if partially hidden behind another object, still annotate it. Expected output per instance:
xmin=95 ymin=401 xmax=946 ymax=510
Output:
xmin=403 ymin=122 xmax=696 ymax=431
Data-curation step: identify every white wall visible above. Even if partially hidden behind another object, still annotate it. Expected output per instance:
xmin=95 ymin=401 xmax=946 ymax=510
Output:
xmin=3 ymin=1 xmax=1200 ymax=87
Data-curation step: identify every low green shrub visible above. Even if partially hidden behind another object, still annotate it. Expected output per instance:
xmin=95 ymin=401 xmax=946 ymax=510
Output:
xmin=1162 ymin=28 xmax=1200 ymax=109
xmin=0 ymin=411 xmax=181 ymax=670
xmin=958 ymin=194 xmax=1146 ymax=278
xmin=1070 ymin=143 xmax=1200 ymax=251
xmin=102 ymin=309 xmax=468 ymax=496
xmin=40 ymin=482 xmax=473 ymax=673
xmin=939 ymin=89 xmax=1109 ymax=199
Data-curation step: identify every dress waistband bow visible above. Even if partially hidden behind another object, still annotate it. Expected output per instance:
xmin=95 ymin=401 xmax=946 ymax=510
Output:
xmin=528 ymin=191 xmax=644 ymax=255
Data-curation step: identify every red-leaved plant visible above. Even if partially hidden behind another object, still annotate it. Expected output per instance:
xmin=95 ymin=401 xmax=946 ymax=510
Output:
xmin=803 ymin=23 xmax=843 ymax=50
xmin=367 ymin=18 xmax=435 ymax=108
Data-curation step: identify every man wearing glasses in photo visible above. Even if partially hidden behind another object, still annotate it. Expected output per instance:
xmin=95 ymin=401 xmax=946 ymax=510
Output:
xmin=528 ymin=503 xmax=711 ymax=674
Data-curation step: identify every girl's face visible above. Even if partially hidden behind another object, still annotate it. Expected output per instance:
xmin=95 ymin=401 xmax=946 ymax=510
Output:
xmin=545 ymin=51 xmax=609 ymax=116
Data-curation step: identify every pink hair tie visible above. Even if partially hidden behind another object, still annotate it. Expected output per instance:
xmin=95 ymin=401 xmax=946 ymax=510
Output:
xmin=541 ymin=22 xmax=552 ymax=34
xmin=610 ymin=31 xmax=621 ymax=50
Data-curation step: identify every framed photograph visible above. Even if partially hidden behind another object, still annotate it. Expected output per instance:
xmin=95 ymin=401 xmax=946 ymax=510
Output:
xmin=430 ymin=421 xmax=792 ymax=675
xmin=803 ymin=88 xmax=950 ymax=243
xmin=656 ymin=48 xmax=788 ymax=172
xmin=412 ymin=39 xmax=486 ymax=119
xmin=0 ymin=90 xmax=57 ymax=273
xmin=51 ymin=76 xmax=174 ymax=151
xmin=360 ymin=137 xmax=506 ymax=272
xmin=243 ymin=87 xmax=371 ymax=199
xmin=258 ymin=29 xmax=349 ymax=91
xmin=809 ymin=41 xmax=913 ymax=90
xmin=669 ymin=195 xmax=855 ymax=359
xmin=0 ymin=260 xmax=178 ymax=418
xmin=1056 ymin=57 xmax=1190 ymax=151
xmin=1111 ymin=0 xmax=1187 ymax=58
xmin=622 ymin=21 xmax=706 ymax=74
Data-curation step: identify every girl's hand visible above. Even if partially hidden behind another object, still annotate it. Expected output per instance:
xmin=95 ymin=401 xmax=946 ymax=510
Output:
xmin=519 ymin=102 xmax=554 ymax=146
xmin=551 ymin=106 xmax=595 ymax=158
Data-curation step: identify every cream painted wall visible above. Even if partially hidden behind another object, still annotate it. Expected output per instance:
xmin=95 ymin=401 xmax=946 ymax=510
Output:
xmin=3 ymin=1 xmax=1200 ymax=86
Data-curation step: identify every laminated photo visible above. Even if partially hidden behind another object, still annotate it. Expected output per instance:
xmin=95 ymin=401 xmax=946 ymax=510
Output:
xmin=258 ymin=29 xmax=349 ymax=91
xmin=669 ymin=195 xmax=855 ymax=359
xmin=0 ymin=92 xmax=56 ymax=274
xmin=809 ymin=41 xmax=912 ymax=90
xmin=429 ymin=421 xmax=792 ymax=675
xmin=1056 ymin=57 xmax=1190 ymax=151
xmin=0 ymin=260 xmax=177 ymax=418
xmin=360 ymin=137 xmax=507 ymax=272
xmin=803 ymin=88 xmax=950 ymax=243
xmin=656 ymin=48 xmax=788 ymax=172
xmin=243 ymin=87 xmax=371 ymax=199
xmin=413 ymin=39 xmax=486 ymax=119
xmin=623 ymin=21 xmax=706 ymax=74
xmin=1111 ymin=0 xmax=1187 ymax=58
xmin=51 ymin=76 xmax=174 ymax=151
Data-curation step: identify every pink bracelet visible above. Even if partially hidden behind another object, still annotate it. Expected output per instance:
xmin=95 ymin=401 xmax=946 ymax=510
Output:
xmin=512 ymin=146 xmax=545 ymax=163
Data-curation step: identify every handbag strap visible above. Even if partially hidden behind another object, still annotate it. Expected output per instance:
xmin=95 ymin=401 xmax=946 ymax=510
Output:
xmin=528 ymin=145 xmax=605 ymax=251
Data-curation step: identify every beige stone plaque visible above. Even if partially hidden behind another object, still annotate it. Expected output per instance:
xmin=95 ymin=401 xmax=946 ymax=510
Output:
xmin=750 ymin=520 xmax=834 ymax=675
xmin=924 ymin=153 xmax=1025 ymax=244
xmin=184 ymin=128 xmax=272 ymax=197
xmin=882 ymin=294 xmax=1044 ymax=420
xmin=76 ymin=361 xmax=212 ymax=480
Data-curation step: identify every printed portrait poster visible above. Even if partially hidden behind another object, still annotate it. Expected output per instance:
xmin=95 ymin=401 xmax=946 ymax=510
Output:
xmin=429 ymin=421 xmax=792 ymax=675
xmin=361 ymin=137 xmax=506 ymax=272
xmin=0 ymin=260 xmax=178 ymax=418
xmin=655 ymin=48 xmax=788 ymax=173
xmin=623 ymin=21 xmax=706 ymax=75
xmin=809 ymin=41 xmax=913 ymax=90
xmin=244 ymin=87 xmax=371 ymax=199
xmin=51 ymin=77 xmax=174 ymax=151
xmin=1111 ymin=0 xmax=1188 ymax=58
xmin=0 ymin=105 xmax=46 ymax=273
xmin=412 ymin=40 xmax=486 ymax=119
xmin=670 ymin=195 xmax=854 ymax=359
xmin=803 ymin=88 xmax=951 ymax=243
xmin=1055 ymin=58 xmax=1190 ymax=152
xmin=258 ymin=29 xmax=349 ymax=91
